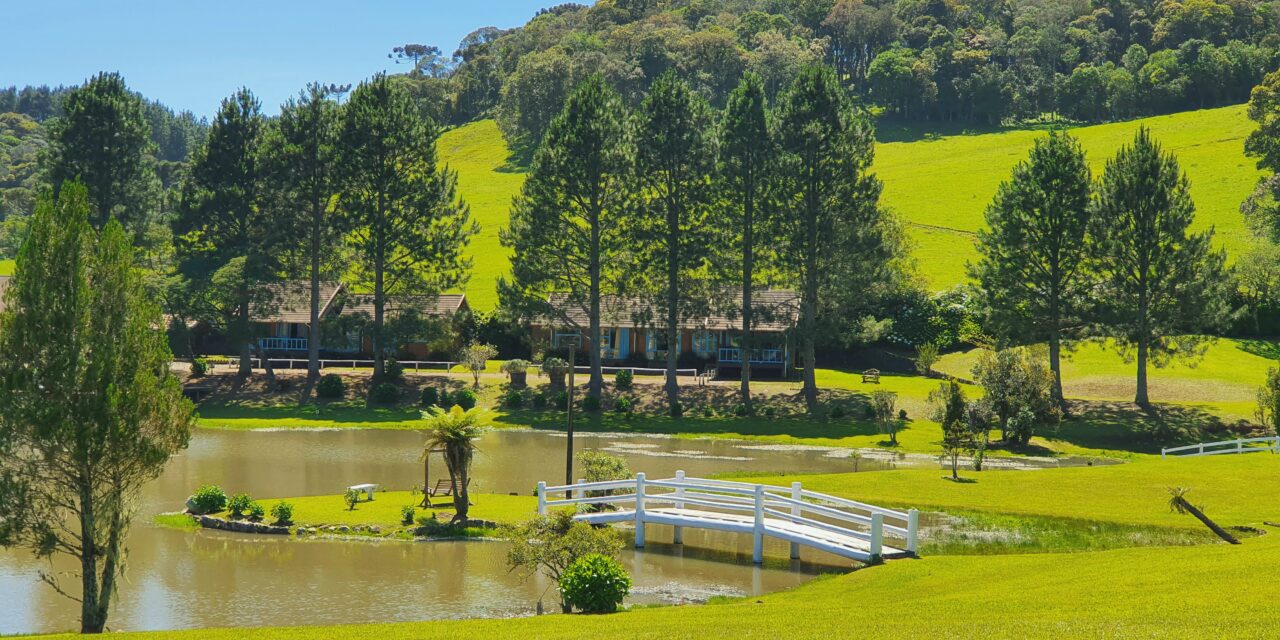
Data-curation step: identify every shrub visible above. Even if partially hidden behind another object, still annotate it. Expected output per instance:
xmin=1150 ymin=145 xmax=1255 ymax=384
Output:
xmin=502 ymin=359 xmax=531 ymax=374
xmin=316 ymin=374 xmax=345 ymax=399
xmin=614 ymin=396 xmax=632 ymax=414
xmin=247 ymin=501 xmax=266 ymax=521
xmin=189 ymin=485 xmax=227 ymax=514
xmin=831 ymin=405 xmax=846 ymax=420
xmin=531 ymin=393 xmax=547 ymax=409
xmin=863 ymin=403 xmax=875 ymax=419
xmin=190 ymin=357 xmax=209 ymax=377
xmin=270 ymin=501 xmax=294 ymax=526
xmin=384 ymin=358 xmax=404 ymax=381
xmin=438 ymin=388 xmax=454 ymax=408
xmin=763 ymin=406 xmax=776 ymax=418
xmin=343 ymin=488 xmax=361 ymax=511
xmin=454 ymin=388 xmax=478 ymax=410
xmin=560 ymin=554 xmax=631 ymax=614
xmin=898 ymin=409 xmax=908 ymax=420
xmin=503 ymin=389 xmax=525 ymax=408
xmin=420 ymin=386 xmax=440 ymax=407
xmin=914 ymin=343 xmax=941 ymax=376
xmin=372 ymin=382 xmax=400 ymax=405
xmin=614 ymin=369 xmax=633 ymax=390
xmin=227 ymin=493 xmax=253 ymax=519
xmin=541 ymin=357 xmax=571 ymax=384
xmin=583 ymin=394 xmax=602 ymax=412
xmin=401 ymin=505 xmax=416 ymax=526
xmin=460 ymin=343 xmax=499 ymax=389
xmin=504 ymin=511 xmax=625 ymax=613
xmin=733 ymin=403 xmax=749 ymax=417
xmin=553 ymin=390 xmax=570 ymax=410
xmin=701 ymin=406 xmax=714 ymax=418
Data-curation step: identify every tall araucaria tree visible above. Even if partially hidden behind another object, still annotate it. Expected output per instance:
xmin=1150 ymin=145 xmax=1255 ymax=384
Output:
xmin=971 ymin=131 xmax=1094 ymax=405
xmin=174 ymin=89 xmax=280 ymax=378
xmin=499 ymin=75 xmax=633 ymax=401
xmin=339 ymin=74 xmax=477 ymax=387
xmin=1090 ymin=127 xmax=1230 ymax=407
xmin=629 ymin=71 xmax=716 ymax=415
xmin=717 ymin=72 xmax=775 ymax=413
xmin=0 ymin=182 xmax=194 ymax=634
xmin=774 ymin=65 xmax=893 ymax=412
xmin=44 ymin=72 xmax=160 ymax=234
xmin=269 ymin=83 xmax=344 ymax=398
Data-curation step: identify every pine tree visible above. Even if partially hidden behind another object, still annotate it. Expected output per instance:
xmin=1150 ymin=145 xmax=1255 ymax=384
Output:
xmin=339 ymin=74 xmax=477 ymax=387
xmin=269 ymin=84 xmax=344 ymax=397
xmin=44 ymin=72 xmax=159 ymax=233
xmin=499 ymin=75 xmax=633 ymax=401
xmin=0 ymin=182 xmax=193 ymax=633
xmin=774 ymin=65 xmax=889 ymax=412
xmin=629 ymin=72 xmax=716 ymax=414
xmin=175 ymin=89 xmax=279 ymax=378
xmin=972 ymin=131 xmax=1093 ymax=404
xmin=718 ymin=73 xmax=775 ymax=413
xmin=1090 ymin=127 xmax=1230 ymax=407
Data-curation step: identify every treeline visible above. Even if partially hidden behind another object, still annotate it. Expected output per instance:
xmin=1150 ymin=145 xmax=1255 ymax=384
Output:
xmin=399 ymin=0 xmax=1280 ymax=157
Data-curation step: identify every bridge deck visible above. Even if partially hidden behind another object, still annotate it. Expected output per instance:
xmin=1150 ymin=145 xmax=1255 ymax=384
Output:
xmin=577 ymin=507 xmax=909 ymax=562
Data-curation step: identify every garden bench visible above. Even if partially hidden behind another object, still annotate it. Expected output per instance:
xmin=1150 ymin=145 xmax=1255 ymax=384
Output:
xmin=348 ymin=483 xmax=379 ymax=502
xmin=182 ymin=385 xmax=212 ymax=401
xmin=862 ymin=369 xmax=881 ymax=384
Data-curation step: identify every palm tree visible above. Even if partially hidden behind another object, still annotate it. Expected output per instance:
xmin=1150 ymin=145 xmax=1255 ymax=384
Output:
xmin=421 ymin=406 xmax=487 ymax=523
xmin=1167 ymin=487 xmax=1240 ymax=544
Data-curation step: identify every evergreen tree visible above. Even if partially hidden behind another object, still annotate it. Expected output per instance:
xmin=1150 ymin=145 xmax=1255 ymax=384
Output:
xmin=174 ymin=89 xmax=278 ymax=378
xmin=629 ymin=72 xmax=716 ymax=414
xmin=339 ymin=74 xmax=476 ymax=387
xmin=499 ymin=75 xmax=633 ymax=401
xmin=1090 ymin=127 xmax=1230 ymax=407
xmin=971 ymin=132 xmax=1093 ymax=404
xmin=270 ymin=84 xmax=344 ymax=397
xmin=44 ymin=72 xmax=159 ymax=234
xmin=0 ymin=182 xmax=193 ymax=634
xmin=774 ymin=65 xmax=888 ymax=412
xmin=717 ymin=73 xmax=775 ymax=412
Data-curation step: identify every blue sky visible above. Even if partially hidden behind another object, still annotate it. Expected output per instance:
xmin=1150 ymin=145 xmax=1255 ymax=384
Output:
xmin=0 ymin=1 xmax=562 ymax=118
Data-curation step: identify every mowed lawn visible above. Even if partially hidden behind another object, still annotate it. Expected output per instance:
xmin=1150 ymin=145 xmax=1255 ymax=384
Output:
xmin=438 ymin=105 xmax=1260 ymax=308
xmin=46 ymin=455 xmax=1280 ymax=639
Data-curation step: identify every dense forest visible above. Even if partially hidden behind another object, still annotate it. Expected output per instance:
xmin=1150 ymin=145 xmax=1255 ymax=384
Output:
xmin=391 ymin=0 xmax=1280 ymax=156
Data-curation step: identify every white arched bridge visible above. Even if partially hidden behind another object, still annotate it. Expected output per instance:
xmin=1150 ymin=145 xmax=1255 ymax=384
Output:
xmin=537 ymin=472 xmax=919 ymax=564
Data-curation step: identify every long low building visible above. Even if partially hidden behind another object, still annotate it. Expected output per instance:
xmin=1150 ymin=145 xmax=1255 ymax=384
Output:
xmin=531 ymin=290 xmax=800 ymax=373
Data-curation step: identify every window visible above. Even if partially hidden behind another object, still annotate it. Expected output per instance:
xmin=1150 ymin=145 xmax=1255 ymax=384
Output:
xmin=692 ymin=330 xmax=718 ymax=356
xmin=553 ymin=331 xmax=581 ymax=348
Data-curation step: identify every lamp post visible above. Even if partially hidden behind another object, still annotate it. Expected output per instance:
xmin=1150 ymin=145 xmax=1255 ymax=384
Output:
xmin=564 ymin=335 xmax=579 ymax=498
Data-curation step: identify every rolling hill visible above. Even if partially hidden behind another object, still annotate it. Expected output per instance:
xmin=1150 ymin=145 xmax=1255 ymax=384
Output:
xmin=438 ymin=105 xmax=1261 ymax=310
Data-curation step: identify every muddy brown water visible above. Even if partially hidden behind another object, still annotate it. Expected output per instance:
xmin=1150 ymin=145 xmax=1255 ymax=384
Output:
xmin=0 ymin=428 xmax=1109 ymax=634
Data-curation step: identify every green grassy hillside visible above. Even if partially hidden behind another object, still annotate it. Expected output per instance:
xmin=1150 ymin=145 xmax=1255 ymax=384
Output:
xmin=439 ymin=105 xmax=1260 ymax=309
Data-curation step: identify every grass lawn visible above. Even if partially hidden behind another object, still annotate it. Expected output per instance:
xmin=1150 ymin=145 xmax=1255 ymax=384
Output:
xmin=0 ymin=259 xmax=13 ymax=276
xmin=56 ymin=454 xmax=1280 ymax=639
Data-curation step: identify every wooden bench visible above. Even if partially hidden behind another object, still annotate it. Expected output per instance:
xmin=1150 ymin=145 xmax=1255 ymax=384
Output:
xmin=182 ymin=385 xmax=212 ymax=401
xmin=423 ymin=478 xmax=471 ymax=507
xmin=348 ymin=483 xmax=379 ymax=502
xmin=861 ymin=369 xmax=881 ymax=384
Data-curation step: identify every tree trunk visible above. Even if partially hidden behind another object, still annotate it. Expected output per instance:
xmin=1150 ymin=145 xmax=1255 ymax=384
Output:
xmin=1135 ymin=337 xmax=1149 ymax=408
xmin=78 ymin=481 xmax=105 ymax=634
xmin=588 ymin=210 xmax=603 ymax=400
xmin=236 ymin=298 xmax=252 ymax=379
xmin=1048 ymin=331 xmax=1064 ymax=406
xmin=371 ymin=228 xmax=386 ymax=396
xmin=740 ymin=181 xmax=754 ymax=412
xmin=1176 ymin=497 xmax=1240 ymax=544
xmin=665 ymin=200 xmax=680 ymax=415
xmin=304 ymin=208 xmax=322 ymax=401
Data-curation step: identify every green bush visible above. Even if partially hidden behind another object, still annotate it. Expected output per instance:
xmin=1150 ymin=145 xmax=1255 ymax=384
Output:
xmin=189 ymin=485 xmax=227 ymax=514
xmin=734 ymin=403 xmax=749 ymax=417
xmin=191 ymin=357 xmax=209 ymax=377
xmin=862 ymin=404 xmax=875 ymax=419
xmin=372 ymin=382 xmax=400 ymax=405
xmin=553 ymin=390 xmax=570 ymax=410
xmin=582 ymin=394 xmax=602 ymax=412
xmin=614 ymin=369 xmax=633 ymax=390
xmin=899 ymin=408 xmax=909 ymax=420
xmin=385 ymin=358 xmax=404 ymax=381
xmin=247 ymin=501 xmax=266 ymax=521
xmin=270 ymin=501 xmax=293 ymax=526
xmin=343 ymin=488 xmax=361 ymax=511
xmin=614 ymin=396 xmax=632 ymax=414
xmin=227 ymin=493 xmax=253 ymax=519
xmin=531 ymin=393 xmax=547 ymax=409
xmin=438 ymin=388 xmax=454 ymax=408
xmin=701 ymin=406 xmax=714 ymax=418
xmin=454 ymin=388 xmax=478 ymax=410
xmin=503 ymin=389 xmax=525 ymax=408
xmin=560 ymin=553 xmax=631 ymax=614
xmin=831 ymin=405 xmax=846 ymax=419
xmin=401 ymin=505 xmax=416 ymax=526
xmin=763 ymin=406 xmax=776 ymax=418
xmin=316 ymin=374 xmax=345 ymax=399
xmin=420 ymin=386 xmax=440 ymax=407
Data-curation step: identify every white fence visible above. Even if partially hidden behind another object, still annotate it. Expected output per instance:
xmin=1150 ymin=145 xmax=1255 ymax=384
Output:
xmin=537 ymin=472 xmax=918 ymax=564
xmin=1161 ymin=436 xmax=1280 ymax=458
xmin=203 ymin=357 xmax=456 ymax=372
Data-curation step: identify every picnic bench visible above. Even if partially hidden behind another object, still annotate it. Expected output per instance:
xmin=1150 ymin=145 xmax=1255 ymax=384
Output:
xmin=422 ymin=478 xmax=471 ymax=507
xmin=348 ymin=483 xmax=379 ymax=502
xmin=182 ymin=385 xmax=212 ymax=401
xmin=862 ymin=368 xmax=881 ymax=384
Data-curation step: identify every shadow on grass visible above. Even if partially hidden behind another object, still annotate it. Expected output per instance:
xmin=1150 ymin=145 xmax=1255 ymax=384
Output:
xmin=1043 ymin=401 xmax=1224 ymax=454
xmin=197 ymin=402 xmax=422 ymax=425
xmin=1235 ymin=338 xmax=1280 ymax=361
xmin=498 ymin=407 xmax=902 ymax=442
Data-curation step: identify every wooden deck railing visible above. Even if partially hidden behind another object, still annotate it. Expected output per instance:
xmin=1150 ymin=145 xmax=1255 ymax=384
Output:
xmin=1161 ymin=436 xmax=1280 ymax=458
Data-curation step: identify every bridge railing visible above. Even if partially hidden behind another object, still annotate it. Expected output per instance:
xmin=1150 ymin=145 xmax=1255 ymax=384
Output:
xmin=538 ymin=472 xmax=919 ymax=563
xmin=1161 ymin=436 xmax=1280 ymax=458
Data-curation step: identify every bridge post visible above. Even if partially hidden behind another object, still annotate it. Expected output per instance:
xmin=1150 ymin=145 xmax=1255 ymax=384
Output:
xmin=576 ymin=478 xmax=584 ymax=502
xmin=907 ymin=509 xmax=919 ymax=554
xmin=635 ymin=472 xmax=646 ymax=549
xmin=789 ymin=482 xmax=802 ymax=560
xmin=673 ymin=470 xmax=685 ymax=545
xmin=536 ymin=481 xmax=546 ymax=516
xmin=870 ymin=513 xmax=883 ymax=562
xmin=753 ymin=485 xmax=765 ymax=565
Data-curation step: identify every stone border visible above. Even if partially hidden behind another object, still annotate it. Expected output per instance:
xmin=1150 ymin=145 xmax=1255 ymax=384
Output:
xmin=198 ymin=515 xmax=290 ymax=535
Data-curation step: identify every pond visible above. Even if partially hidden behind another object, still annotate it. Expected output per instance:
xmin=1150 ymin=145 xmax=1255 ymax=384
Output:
xmin=0 ymin=428 xmax=1112 ymax=634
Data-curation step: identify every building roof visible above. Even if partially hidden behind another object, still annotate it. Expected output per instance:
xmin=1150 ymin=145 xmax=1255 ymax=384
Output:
xmin=251 ymin=281 xmax=345 ymax=324
xmin=542 ymin=290 xmax=799 ymax=333
xmin=338 ymin=293 xmax=468 ymax=319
